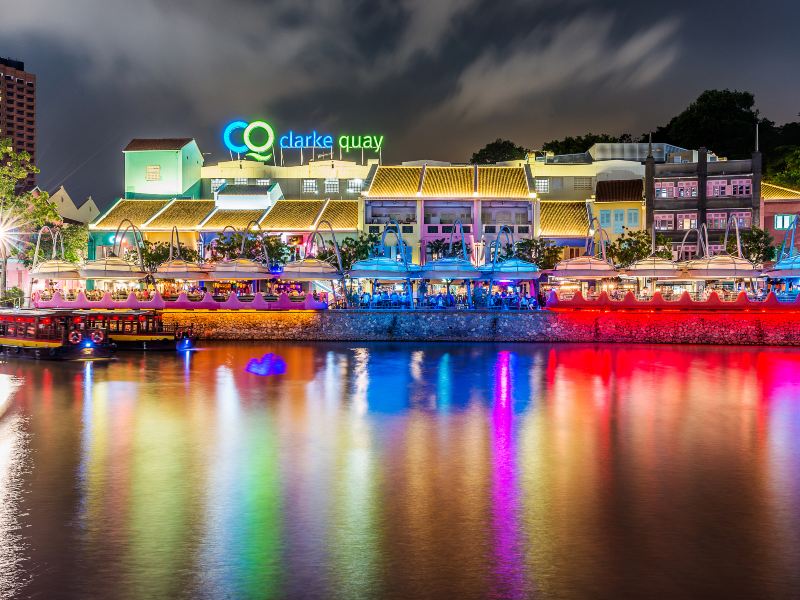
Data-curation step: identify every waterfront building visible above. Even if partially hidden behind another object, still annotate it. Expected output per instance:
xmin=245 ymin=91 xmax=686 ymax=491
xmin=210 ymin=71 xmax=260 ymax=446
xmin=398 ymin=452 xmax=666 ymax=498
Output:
xmin=645 ymin=145 xmax=762 ymax=257
xmin=89 ymin=134 xmax=736 ymax=266
xmin=760 ymin=182 xmax=800 ymax=254
xmin=42 ymin=186 xmax=100 ymax=224
xmin=589 ymin=179 xmax=645 ymax=241
xmin=0 ymin=56 xmax=36 ymax=189
xmin=90 ymin=139 xmax=367 ymax=259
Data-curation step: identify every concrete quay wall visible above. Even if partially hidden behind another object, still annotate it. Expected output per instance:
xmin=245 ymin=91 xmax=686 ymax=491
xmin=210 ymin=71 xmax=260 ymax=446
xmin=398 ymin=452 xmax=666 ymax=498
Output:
xmin=162 ymin=310 xmax=800 ymax=346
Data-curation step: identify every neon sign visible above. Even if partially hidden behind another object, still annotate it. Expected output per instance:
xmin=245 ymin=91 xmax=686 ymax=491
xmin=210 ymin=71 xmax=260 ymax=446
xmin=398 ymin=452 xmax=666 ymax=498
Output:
xmin=223 ymin=120 xmax=384 ymax=161
xmin=223 ymin=120 xmax=275 ymax=161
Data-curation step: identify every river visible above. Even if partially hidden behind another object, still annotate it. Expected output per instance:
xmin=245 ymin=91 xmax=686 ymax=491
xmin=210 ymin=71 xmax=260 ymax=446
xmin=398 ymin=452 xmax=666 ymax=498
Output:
xmin=1 ymin=342 xmax=799 ymax=599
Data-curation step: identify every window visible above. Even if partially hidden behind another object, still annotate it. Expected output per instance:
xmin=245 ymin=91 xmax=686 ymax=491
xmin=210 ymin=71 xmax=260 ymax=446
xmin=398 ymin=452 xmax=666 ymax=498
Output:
xmin=599 ymin=210 xmax=611 ymax=229
xmin=707 ymin=244 xmax=725 ymax=256
xmin=655 ymin=214 xmax=674 ymax=231
xmin=145 ymin=165 xmax=161 ymax=181
xmin=234 ymin=177 xmax=248 ymax=185
xmin=676 ymin=213 xmax=697 ymax=230
xmin=256 ymin=179 xmax=270 ymax=186
xmin=708 ymin=212 xmax=728 ymax=230
xmin=303 ymin=179 xmax=318 ymax=194
xmin=347 ymin=178 xmax=363 ymax=193
xmin=655 ymin=182 xmax=674 ymax=198
xmin=775 ymin=214 xmax=796 ymax=230
xmin=534 ymin=178 xmax=549 ymax=194
xmin=731 ymin=211 xmax=751 ymax=228
xmin=613 ymin=209 xmax=625 ymax=234
xmin=324 ymin=178 xmax=339 ymax=194
xmin=574 ymin=177 xmax=592 ymax=191
xmin=627 ymin=209 xmax=640 ymax=228
xmin=211 ymin=178 xmax=226 ymax=192
xmin=708 ymin=180 xmax=729 ymax=197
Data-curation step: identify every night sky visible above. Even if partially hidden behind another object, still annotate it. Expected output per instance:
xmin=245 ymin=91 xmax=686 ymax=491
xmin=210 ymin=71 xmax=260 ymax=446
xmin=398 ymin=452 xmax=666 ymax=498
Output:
xmin=2 ymin=0 xmax=798 ymax=209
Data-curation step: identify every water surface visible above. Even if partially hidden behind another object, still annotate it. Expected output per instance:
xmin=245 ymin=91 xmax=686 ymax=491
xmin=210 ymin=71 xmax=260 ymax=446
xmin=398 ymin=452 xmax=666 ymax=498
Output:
xmin=1 ymin=342 xmax=799 ymax=599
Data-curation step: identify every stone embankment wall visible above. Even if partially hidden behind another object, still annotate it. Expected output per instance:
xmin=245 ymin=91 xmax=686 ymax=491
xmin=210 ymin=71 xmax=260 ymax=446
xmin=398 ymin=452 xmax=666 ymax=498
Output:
xmin=162 ymin=310 xmax=800 ymax=345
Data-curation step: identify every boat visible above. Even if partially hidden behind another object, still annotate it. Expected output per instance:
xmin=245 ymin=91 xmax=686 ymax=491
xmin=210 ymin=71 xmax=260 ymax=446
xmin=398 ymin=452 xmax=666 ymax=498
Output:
xmin=0 ymin=309 xmax=114 ymax=360
xmin=82 ymin=310 xmax=199 ymax=351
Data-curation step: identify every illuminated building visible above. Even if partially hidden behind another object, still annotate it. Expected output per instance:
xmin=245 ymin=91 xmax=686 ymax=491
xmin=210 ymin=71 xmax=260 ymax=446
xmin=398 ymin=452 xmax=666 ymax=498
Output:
xmin=0 ymin=57 xmax=36 ymax=189
xmin=645 ymin=145 xmax=762 ymax=257
xmin=89 ymin=128 xmax=735 ymax=264
xmin=760 ymin=183 xmax=800 ymax=257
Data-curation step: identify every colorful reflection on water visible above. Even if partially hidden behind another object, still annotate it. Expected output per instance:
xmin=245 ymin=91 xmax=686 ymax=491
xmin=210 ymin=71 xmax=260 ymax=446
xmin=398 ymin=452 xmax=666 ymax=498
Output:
xmin=1 ymin=342 xmax=800 ymax=599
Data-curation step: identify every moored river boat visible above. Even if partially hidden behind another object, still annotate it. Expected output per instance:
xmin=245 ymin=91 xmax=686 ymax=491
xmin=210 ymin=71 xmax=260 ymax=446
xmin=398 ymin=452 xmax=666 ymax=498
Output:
xmin=0 ymin=309 xmax=114 ymax=360
xmin=82 ymin=310 xmax=199 ymax=351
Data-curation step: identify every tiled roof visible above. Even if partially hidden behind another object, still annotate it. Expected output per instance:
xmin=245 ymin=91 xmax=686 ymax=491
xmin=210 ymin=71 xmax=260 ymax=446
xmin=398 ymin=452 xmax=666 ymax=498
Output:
xmin=477 ymin=167 xmax=529 ymax=198
xmin=539 ymin=201 xmax=589 ymax=237
xmin=123 ymin=138 xmax=194 ymax=151
xmin=319 ymin=200 xmax=359 ymax=230
xmin=368 ymin=167 xmax=422 ymax=197
xmin=217 ymin=183 xmax=274 ymax=196
xmin=200 ymin=209 xmax=267 ymax=230
xmin=144 ymin=200 xmax=216 ymax=229
xmin=260 ymin=200 xmax=325 ymax=231
xmin=422 ymin=166 xmax=473 ymax=197
xmin=92 ymin=199 xmax=171 ymax=229
xmin=762 ymin=182 xmax=800 ymax=201
xmin=595 ymin=179 xmax=643 ymax=202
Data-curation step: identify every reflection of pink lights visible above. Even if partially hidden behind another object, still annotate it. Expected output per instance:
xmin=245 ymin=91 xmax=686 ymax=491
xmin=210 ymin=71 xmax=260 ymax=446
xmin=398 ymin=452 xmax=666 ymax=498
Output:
xmin=490 ymin=351 xmax=527 ymax=597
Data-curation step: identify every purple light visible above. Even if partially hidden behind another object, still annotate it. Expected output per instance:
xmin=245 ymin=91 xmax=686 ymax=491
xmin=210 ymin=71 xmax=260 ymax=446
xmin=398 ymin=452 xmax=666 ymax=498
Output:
xmin=245 ymin=353 xmax=287 ymax=377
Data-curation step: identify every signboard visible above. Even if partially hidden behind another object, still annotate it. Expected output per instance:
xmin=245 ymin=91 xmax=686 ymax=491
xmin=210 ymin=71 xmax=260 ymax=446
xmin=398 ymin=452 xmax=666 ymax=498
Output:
xmin=223 ymin=119 xmax=384 ymax=161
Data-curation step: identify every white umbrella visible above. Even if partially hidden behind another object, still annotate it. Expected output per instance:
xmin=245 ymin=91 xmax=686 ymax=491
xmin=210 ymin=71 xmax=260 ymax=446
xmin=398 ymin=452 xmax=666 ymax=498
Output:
xmin=478 ymin=256 xmax=541 ymax=280
xmin=206 ymin=258 xmax=272 ymax=280
xmin=349 ymin=256 xmax=422 ymax=280
xmin=30 ymin=258 xmax=82 ymax=280
xmin=681 ymin=254 xmax=760 ymax=280
xmin=79 ymin=256 xmax=148 ymax=280
xmin=280 ymin=258 xmax=341 ymax=281
xmin=550 ymin=255 xmax=617 ymax=280
xmin=154 ymin=259 xmax=210 ymax=280
xmin=421 ymin=257 xmax=481 ymax=280
xmin=623 ymin=255 xmax=680 ymax=279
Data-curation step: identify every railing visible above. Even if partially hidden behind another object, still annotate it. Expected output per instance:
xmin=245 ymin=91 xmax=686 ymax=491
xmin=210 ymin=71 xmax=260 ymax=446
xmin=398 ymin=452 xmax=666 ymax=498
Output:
xmin=545 ymin=290 xmax=799 ymax=311
xmin=33 ymin=291 xmax=329 ymax=311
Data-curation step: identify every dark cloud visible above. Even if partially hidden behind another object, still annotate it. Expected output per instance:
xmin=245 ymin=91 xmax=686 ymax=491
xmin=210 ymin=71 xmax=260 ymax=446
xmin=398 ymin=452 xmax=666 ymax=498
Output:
xmin=2 ymin=0 xmax=798 ymax=208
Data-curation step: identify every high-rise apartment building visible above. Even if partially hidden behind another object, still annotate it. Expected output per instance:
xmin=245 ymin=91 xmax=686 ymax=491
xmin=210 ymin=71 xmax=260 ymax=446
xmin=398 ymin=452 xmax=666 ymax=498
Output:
xmin=0 ymin=57 xmax=36 ymax=189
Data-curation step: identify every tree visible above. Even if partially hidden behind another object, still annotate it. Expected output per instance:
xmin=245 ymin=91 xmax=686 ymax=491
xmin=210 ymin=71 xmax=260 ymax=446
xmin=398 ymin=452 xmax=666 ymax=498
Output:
xmin=542 ymin=133 xmax=633 ymax=156
xmin=651 ymin=89 xmax=767 ymax=159
xmin=0 ymin=138 xmax=60 ymax=295
xmin=127 ymin=240 xmax=200 ymax=273
xmin=208 ymin=232 xmax=291 ymax=266
xmin=767 ymin=147 xmax=800 ymax=189
xmin=514 ymin=238 xmax=563 ymax=270
xmin=317 ymin=232 xmax=380 ymax=271
xmin=425 ymin=237 xmax=471 ymax=261
xmin=725 ymin=226 xmax=775 ymax=264
xmin=470 ymin=139 xmax=530 ymax=164
xmin=606 ymin=229 xmax=672 ymax=268
xmin=19 ymin=223 xmax=88 ymax=267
